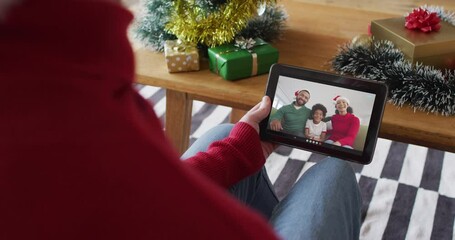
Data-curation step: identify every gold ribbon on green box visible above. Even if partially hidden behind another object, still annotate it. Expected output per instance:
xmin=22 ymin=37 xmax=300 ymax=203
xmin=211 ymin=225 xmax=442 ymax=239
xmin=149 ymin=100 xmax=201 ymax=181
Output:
xmin=208 ymin=37 xmax=279 ymax=81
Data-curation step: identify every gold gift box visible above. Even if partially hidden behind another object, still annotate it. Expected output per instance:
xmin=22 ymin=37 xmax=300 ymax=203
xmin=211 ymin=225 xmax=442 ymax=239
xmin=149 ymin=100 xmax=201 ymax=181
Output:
xmin=371 ymin=17 xmax=455 ymax=69
xmin=164 ymin=40 xmax=200 ymax=73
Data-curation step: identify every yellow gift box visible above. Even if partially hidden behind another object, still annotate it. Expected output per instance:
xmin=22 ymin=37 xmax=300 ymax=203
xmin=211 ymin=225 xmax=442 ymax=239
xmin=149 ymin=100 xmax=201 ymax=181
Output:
xmin=164 ymin=40 xmax=200 ymax=73
xmin=371 ymin=17 xmax=455 ymax=69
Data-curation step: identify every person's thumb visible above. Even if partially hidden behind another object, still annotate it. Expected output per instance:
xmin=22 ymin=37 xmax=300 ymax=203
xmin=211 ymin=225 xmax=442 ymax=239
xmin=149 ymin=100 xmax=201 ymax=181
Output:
xmin=240 ymin=96 xmax=271 ymax=133
xmin=256 ymin=96 xmax=271 ymax=120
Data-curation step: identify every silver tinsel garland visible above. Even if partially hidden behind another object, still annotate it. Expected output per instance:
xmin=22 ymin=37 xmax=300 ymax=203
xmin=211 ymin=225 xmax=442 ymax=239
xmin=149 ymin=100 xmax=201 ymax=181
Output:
xmin=332 ymin=40 xmax=455 ymax=116
xmin=418 ymin=5 xmax=455 ymax=26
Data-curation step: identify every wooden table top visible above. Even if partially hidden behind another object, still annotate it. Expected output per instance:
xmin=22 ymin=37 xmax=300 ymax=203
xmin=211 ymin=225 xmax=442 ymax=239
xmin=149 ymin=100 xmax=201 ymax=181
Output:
xmin=135 ymin=0 xmax=455 ymax=152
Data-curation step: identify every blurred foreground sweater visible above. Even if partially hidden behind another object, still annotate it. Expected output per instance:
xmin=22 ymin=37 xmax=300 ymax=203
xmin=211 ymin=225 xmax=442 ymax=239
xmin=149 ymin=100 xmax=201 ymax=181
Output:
xmin=0 ymin=1 xmax=278 ymax=239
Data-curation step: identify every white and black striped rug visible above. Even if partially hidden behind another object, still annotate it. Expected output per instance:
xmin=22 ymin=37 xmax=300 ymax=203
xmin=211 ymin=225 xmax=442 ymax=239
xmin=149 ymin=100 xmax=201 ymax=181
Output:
xmin=137 ymin=85 xmax=455 ymax=240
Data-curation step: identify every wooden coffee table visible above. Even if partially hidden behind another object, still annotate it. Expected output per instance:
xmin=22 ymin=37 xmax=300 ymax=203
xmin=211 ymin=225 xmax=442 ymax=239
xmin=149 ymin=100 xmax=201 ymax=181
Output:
xmin=135 ymin=0 xmax=455 ymax=154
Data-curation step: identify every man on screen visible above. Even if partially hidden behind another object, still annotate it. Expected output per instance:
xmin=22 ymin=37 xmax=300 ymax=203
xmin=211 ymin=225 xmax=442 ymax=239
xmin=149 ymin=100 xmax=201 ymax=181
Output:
xmin=269 ymin=89 xmax=311 ymax=137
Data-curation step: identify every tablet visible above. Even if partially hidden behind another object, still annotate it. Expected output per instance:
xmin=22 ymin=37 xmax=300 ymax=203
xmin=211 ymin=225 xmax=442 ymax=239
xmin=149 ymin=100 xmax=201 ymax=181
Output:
xmin=259 ymin=64 xmax=388 ymax=164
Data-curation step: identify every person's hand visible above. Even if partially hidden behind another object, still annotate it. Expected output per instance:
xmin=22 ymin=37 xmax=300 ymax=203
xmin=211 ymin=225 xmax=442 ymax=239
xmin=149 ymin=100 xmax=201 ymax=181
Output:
xmin=333 ymin=141 xmax=342 ymax=146
xmin=240 ymin=96 xmax=277 ymax=159
xmin=269 ymin=120 xmax=283 ymax=131
xmin=240 ymin=96 xmax=271 ymax=133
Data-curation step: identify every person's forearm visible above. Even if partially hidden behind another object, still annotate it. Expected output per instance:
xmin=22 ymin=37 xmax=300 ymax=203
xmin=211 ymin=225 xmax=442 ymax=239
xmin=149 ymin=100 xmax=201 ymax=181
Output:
xmin=184 ymin=122 xmax=265 ymax=188
xmin=320 ymin=132 xmax=326 ymax=141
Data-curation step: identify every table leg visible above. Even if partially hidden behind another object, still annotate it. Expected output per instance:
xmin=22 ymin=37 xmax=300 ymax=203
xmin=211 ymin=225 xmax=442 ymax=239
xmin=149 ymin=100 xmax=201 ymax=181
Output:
xmin=165 ymin=89 xmax=193 ymax=155
xmin=230 ymin=109 xmax=248 ymax=123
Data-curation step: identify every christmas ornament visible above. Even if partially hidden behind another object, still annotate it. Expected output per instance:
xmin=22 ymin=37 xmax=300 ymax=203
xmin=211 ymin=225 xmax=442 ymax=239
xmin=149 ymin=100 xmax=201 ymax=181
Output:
xmin=350 ymin=34 xmax=373 ymax=48
xmin=257 ymin=2 xmax=267 ymax=16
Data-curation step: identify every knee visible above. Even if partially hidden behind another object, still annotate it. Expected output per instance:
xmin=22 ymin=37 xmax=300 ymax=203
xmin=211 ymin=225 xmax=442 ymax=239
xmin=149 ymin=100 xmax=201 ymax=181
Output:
xmin=318 ymin=157 xmax=357 ymax=183
xmin=181 ymin=124 xmax=234 ymax=160
xmin=317 ymin=157 xmax=361 ymax=201
xmin=206 ymin=123 xmax=234 ymax=139
xmin=215 ymin=123 xmax=235 ymax=132
xmin=320 ymin=157 xmax=353 ymax=172
xmin=297 ymin=157 xmax=358 ymax=195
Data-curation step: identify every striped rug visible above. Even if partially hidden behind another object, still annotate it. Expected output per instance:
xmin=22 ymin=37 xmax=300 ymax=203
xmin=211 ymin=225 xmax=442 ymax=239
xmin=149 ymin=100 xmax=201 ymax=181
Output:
xmin=137 ymin=85 xmax=455 ymax=240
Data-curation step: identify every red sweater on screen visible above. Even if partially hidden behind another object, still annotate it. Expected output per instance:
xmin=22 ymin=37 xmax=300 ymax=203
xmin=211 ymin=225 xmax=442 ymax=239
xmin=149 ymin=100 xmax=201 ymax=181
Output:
xmin=0 ymin=1 xmax=279 ymax=239
xmin=328 ymin=113 xmax=360 ymax=147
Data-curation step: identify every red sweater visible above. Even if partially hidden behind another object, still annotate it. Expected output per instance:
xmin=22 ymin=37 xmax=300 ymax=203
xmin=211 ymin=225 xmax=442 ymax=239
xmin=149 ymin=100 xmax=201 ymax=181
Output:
xmin=0 ymin=1 xmax=279 ymax=239
xmin=328 ymin=113 xmax=360 ymax=147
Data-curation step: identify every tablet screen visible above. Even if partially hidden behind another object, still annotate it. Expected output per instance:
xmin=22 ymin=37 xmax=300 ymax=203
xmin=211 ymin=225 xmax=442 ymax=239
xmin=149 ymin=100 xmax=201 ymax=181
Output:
xmin=260 ymin=64 xmax=388 ymax=164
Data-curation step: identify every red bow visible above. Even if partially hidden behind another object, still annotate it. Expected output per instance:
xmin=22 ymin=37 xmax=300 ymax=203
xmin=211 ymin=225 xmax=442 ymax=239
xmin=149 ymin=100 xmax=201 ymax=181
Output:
xmin=405 ymin=8 xmax=441 ymax=33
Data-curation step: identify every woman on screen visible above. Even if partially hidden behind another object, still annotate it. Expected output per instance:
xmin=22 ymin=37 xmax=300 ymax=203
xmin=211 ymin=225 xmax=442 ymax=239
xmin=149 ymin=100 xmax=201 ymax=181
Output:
xmin=325 ymin=96 xmax=360 ymax=149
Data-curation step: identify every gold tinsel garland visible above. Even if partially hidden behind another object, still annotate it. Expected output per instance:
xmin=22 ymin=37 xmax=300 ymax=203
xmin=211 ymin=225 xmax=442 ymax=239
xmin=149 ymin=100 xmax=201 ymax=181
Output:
xmin=165 ymin=0 xmax=275 ymax=47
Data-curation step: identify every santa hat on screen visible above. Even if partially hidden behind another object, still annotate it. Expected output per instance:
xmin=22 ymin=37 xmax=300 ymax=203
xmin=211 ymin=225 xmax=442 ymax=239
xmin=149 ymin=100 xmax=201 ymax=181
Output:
xmin=333 ymin=95 xmax=350 ymax=105
xmin=294 ymin=89 xmax=310 ymax=97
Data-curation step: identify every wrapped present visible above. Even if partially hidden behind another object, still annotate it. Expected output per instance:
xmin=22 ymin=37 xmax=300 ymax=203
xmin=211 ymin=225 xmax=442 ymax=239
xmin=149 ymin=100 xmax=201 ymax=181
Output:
xmin=208 ymin=37 xmax=279 ymax=81
xmin=164 ymin=40 xmax=200 ymax=73
xmin=371 ymin=17 xmax=455 ymax=69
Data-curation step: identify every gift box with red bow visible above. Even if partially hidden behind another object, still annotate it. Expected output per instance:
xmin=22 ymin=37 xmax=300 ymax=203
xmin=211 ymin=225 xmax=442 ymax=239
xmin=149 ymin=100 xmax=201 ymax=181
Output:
xmin=371 ymin=9 xmax=455 ymax=69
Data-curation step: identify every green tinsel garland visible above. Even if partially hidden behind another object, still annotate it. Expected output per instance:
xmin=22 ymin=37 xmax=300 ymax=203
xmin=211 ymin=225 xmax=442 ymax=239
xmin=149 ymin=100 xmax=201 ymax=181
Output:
xmin=332 ymin=40 xmax=455 ymax=116
xmin=165 ymin=0 xmax=275 ymax=47
xmin=135 ymin=0 xmax=176 ymax=52
xmin=237 ymin=3 xmax=288 ymax=42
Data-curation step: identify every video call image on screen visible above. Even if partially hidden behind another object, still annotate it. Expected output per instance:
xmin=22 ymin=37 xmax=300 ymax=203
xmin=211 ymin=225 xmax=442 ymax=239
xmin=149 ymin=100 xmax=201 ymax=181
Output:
xmin=267 ymin=76 xmax=376 ymax=153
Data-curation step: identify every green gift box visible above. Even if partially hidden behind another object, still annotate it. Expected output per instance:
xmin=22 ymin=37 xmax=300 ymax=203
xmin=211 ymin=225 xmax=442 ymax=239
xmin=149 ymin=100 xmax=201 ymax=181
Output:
xmin=371 ymin=17 xmax=455 ymax=69
xmin=208 ymin=38 xmax=279 ymax=81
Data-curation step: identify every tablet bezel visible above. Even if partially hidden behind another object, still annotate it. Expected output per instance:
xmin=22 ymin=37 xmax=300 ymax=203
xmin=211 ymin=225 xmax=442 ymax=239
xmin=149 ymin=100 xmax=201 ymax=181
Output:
xmin=259 ymin=64 xmax=388 ymax=164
